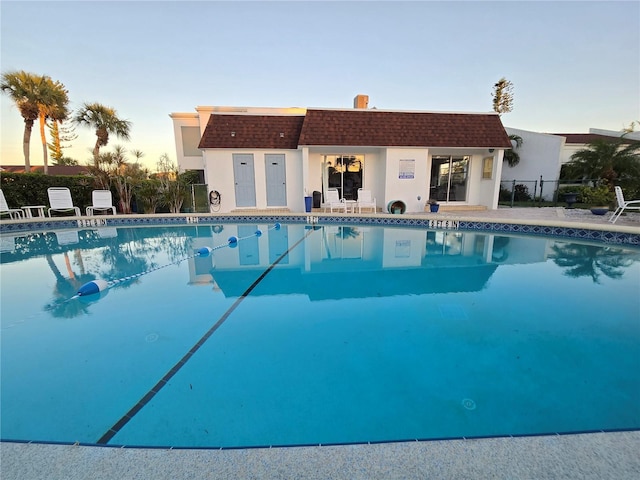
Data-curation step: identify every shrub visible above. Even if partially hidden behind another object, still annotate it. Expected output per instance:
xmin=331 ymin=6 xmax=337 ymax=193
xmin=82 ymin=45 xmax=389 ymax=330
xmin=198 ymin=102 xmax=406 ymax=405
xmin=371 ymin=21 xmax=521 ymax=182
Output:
xmin=1 ymin=172 xmax=94 ymax=210
xmin=513 ymin=184 xmax=531 ymax=201
xmin=581 ymin=185 xmax=615 ymax=206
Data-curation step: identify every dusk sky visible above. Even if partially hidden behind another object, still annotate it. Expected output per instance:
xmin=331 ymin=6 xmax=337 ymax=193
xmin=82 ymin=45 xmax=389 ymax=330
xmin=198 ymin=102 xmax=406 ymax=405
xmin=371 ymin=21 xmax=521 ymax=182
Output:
xmin=1 ymin=0 xmax=639 ymax=170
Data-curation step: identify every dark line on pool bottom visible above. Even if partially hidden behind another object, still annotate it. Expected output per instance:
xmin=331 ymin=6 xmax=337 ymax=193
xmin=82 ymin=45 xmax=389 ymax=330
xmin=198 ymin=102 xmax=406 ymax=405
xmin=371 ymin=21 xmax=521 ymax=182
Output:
xmin=96 ymin=229 xmax=314 ymax=445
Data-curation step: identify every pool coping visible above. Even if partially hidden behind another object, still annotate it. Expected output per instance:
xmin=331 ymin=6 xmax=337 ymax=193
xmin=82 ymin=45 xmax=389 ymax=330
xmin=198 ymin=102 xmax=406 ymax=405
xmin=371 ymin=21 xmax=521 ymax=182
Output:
xmin=2 ymin=210 xmax=639 ymax=246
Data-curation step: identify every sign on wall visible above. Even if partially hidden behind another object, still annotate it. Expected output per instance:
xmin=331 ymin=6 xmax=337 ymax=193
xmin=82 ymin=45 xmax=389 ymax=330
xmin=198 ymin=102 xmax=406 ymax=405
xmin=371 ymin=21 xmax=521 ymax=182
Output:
xmin=399 ymin=159 xmax=415 ymax=179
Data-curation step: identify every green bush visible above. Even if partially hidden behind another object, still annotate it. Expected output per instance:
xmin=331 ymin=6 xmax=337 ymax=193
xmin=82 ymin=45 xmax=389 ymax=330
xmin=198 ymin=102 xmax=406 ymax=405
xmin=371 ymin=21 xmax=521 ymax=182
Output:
xmin=581 ymin=185 xmax=615 ymax=206
xmin=1 ymin=173 xmax=94 ymax=210
xmin=513 ymin=184 xmax=531 ymax=201
xmin=557 ymin=185 xmax=592 ymax=203
xmin=556 ymin=185 xmax=614 ymax=206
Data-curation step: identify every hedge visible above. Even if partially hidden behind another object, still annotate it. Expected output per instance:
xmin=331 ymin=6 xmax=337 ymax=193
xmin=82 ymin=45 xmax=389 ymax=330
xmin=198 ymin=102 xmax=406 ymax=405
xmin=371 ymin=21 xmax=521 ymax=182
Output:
xmin=1 ymin=173 xmax=95 ymax=212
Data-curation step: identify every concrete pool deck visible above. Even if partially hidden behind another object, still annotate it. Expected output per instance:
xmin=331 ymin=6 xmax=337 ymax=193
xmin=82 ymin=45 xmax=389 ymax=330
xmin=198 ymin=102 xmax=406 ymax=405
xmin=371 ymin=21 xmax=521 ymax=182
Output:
xmin=1 ymin=207 xmax=639 ymax=479
xmin=2 ymin=431 xmax=640 ymax=480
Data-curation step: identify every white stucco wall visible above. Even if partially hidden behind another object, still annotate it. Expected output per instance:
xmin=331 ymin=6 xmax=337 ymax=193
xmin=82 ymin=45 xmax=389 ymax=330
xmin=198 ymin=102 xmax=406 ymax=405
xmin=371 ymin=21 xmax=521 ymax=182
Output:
xmin=476 ymin=151 xmax=503 ymax=209
xmin=558 ymin=143 xmax=584 ymax=166
xmin=384 ymin=148 xmax=430 ymax=213
xmin=169 ymin=113 xmax=204 ymax=172
xmin=503 ymin=127 xmax=565 ymax=184
xmin=202 ymin=149 xmax=303 ymax=213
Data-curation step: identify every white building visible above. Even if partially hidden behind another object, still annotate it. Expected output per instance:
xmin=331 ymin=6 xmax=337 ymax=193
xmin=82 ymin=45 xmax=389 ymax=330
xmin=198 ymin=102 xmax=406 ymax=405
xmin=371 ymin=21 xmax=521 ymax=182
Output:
xmin=500 ymin=127 xmax=638 ymax=200
xmin=170 ymin=96 xmax=512 ymax=214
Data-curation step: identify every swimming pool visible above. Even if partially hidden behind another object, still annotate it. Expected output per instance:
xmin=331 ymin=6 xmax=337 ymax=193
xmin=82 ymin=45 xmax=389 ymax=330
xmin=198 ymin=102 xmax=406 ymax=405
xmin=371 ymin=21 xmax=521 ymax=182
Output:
xmin=1 ymin=221 xmax=639 ymax=448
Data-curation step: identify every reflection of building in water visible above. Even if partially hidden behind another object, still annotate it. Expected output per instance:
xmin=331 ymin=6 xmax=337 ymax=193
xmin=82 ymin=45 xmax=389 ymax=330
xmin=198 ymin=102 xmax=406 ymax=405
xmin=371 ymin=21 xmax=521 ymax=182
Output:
xmin=188 ymin=224 xmax=553 ymax=300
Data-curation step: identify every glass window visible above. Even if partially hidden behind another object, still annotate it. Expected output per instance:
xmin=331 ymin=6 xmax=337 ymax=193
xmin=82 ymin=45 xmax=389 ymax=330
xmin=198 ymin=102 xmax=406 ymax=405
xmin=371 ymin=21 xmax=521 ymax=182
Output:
xmin=483 ymin=157 xmax=493 ymax=179
xmin=181 ymin=126 xmax=202 ymax=157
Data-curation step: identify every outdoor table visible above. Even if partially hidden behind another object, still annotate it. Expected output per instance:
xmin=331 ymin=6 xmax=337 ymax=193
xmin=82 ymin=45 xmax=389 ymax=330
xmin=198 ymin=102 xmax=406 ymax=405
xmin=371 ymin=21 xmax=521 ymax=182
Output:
xmin=21 ymin=205 xmax=47 ymax=218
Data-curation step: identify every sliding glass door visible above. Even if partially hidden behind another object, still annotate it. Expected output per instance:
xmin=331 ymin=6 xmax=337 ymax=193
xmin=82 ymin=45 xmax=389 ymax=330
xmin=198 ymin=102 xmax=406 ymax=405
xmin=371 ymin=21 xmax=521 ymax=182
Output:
xmin=430 ymin=155 xmax=469 ymax=202
xmin=322 ymin=155 xmax=364 ymax=200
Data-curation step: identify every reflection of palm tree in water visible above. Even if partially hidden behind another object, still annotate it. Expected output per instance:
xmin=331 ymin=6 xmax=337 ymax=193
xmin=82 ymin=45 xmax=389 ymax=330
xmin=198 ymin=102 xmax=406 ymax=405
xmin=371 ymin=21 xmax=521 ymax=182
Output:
xmin=45 ymin=251 xmax=96 ymax=318
xmin=338 ymin=226 xmax=359 ymax=239
xmin=551 ymin=243 xmax=636 ymax=284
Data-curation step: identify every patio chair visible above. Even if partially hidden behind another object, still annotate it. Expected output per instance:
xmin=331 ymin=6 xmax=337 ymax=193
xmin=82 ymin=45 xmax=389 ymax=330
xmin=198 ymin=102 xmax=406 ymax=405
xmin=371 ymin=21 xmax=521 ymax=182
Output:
xmin=0 ymin=189 xmax=24 ymax=220
xmin=356 ymin=188 xmax=376 ymax=213
xmin=47 ymin=187 xmax=81 ymax=217
xmin=86 ymin=190 xmax=116 ymax=216
xmin=609 ymin=186 xmax=640 ymax=224
xmin=321 ymin=188 xmax=347 ymax=213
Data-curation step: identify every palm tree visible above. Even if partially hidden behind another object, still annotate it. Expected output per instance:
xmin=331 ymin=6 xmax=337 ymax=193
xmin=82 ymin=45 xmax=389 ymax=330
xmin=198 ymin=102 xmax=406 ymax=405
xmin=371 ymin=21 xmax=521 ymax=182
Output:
xmin=1 ymin=70 xmax=69 ymax=173
xmin=562 ymin=137 xmax=640 ymax=188
xmin=74 ymin=102 xmax=131 ymax=166
xmin=37 ymin=81 xmax=69 ymax=174
xmin=504 ymin=134 xmax=523 ymax=167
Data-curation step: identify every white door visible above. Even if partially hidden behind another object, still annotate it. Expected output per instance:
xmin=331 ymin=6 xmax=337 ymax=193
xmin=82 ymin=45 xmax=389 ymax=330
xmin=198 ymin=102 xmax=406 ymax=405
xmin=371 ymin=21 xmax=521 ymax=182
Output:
xmin=265 ymin=154 xmax=287 ymax=207
xmin=233 ymin=154 xmax=256 ymax=207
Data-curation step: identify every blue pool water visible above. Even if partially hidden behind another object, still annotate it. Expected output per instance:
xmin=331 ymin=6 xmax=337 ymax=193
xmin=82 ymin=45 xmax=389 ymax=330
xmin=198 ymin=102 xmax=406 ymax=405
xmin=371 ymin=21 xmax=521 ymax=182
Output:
xmin=1 ymin=223 xmax=639 ymax=448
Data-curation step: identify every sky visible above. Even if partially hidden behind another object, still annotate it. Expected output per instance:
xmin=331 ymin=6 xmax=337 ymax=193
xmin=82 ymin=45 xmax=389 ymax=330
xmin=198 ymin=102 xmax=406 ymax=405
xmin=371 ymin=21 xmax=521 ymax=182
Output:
xmin=1 ymin=0 xmax=639 ymax=171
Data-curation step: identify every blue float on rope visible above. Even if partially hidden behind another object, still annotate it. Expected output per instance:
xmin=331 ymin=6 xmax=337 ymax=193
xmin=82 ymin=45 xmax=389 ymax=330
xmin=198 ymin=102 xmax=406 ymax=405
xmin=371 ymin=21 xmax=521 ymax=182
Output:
xmin=77 ymin=279 xmax=109 ymax=297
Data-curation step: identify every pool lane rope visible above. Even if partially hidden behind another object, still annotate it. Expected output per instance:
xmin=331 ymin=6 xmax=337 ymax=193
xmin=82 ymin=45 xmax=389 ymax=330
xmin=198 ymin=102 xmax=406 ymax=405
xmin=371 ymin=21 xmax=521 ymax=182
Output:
xmin=74 ymin=223 xmax=281 ymax=298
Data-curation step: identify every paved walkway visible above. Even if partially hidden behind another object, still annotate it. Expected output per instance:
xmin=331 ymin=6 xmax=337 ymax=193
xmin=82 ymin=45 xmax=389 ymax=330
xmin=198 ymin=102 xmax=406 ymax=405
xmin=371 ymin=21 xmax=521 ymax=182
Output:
xmin=408 ymin=206 xmax=640 ymax=228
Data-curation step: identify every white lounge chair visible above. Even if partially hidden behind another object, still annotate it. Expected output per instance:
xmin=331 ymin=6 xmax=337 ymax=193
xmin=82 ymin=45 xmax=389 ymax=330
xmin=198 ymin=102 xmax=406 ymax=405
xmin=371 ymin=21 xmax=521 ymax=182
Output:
xmin=86 ymin=190 xmax=116 ymax=216
xmin=47 ymin=187 xmax=81 ymax=217
xmin=356 ymin=188 xmax=376 ymax=213
xmin=321 ymin=188 xmax=347 ymax=213
xmin=0 ymin=189 xmax=24 ymax=220
xmin=609 ymin=186 xmax=640 ymax=224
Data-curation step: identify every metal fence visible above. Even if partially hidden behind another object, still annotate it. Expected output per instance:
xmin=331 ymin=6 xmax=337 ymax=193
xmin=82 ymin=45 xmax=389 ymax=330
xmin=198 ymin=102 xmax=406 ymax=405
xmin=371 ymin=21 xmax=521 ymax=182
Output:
xmin=188 ymin=184 xmax=210 ymax=213
xmin=499 ymin=177 xmax=601 ymax=207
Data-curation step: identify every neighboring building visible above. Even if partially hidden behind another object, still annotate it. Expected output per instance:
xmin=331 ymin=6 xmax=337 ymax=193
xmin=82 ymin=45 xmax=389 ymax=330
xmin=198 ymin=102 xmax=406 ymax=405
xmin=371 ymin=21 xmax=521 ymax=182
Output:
xmin=503 ymin=127 xmax=565 ymax=186
xmin=170 ymin=96 xmax=512 ymax=214
xmin=502 ymin=127 xmax=566 ymax=200
xmin=499 ymin=127 xmax=639 ymax=200
xmin=555 ymin=128 xmax=640 ymax=167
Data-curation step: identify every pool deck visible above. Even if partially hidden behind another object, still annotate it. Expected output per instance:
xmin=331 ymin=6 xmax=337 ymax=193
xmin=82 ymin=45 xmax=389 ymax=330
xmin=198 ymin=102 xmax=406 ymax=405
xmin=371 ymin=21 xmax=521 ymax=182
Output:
xmin=1 ymin=431 xmax=639 ymax=480
xmin=1 ymin=207 xmax=639 ymax=479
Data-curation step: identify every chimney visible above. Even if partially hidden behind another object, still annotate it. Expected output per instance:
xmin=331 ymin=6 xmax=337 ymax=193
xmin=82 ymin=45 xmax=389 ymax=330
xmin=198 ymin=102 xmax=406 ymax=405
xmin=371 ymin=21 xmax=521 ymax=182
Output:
xmin=353 ymin=94 xmax=369 ymax=109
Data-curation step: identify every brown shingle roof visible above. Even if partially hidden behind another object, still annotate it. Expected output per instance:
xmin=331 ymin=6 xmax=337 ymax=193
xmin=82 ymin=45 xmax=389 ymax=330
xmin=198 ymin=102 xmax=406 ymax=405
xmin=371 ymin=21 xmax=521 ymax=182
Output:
xmin=197 ymin=109 xmax=512 ymax=150
xmin=299 ymin=109 xmax=512 ymax=148
xmin=198 ymin=115 xmax=304 ymax=149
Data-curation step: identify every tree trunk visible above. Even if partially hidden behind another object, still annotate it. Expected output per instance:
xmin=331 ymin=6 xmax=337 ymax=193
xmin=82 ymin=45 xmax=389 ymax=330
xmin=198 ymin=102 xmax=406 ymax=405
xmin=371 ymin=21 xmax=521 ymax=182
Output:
xmin=39 ymin=113 xmax=49 ymax=175
xmin=93 ymin=139 xmax=101 ymax=167
xmin=22 ymin=119 xmax=33 ymax=172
